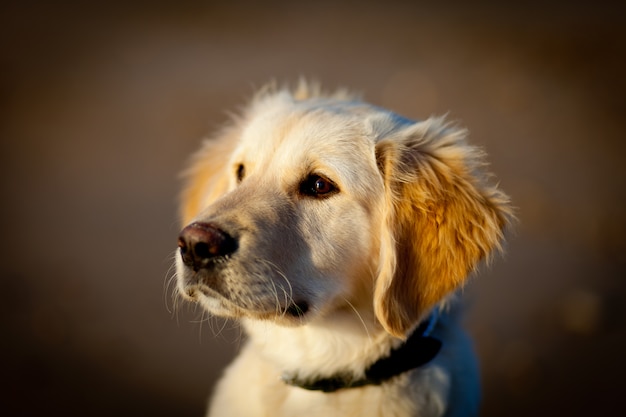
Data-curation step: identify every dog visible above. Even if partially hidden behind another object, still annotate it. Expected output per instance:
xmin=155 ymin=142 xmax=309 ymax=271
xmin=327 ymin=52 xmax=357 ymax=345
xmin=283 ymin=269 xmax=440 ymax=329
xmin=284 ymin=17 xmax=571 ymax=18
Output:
xmin=174 ymin=81 xmax=512 ymax=417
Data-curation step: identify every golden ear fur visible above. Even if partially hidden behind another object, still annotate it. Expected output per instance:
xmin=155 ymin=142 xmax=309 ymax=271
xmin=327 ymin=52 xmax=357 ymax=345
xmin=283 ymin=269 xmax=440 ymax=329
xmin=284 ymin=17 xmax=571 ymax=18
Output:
xmin=374 ymin=117 xmax=513 ymax=338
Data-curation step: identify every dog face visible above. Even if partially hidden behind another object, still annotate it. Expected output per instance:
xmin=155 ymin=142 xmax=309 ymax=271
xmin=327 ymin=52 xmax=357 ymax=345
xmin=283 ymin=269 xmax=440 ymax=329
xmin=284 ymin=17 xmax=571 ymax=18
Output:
xmin=176 ymin=85 xmax=511 ymax=338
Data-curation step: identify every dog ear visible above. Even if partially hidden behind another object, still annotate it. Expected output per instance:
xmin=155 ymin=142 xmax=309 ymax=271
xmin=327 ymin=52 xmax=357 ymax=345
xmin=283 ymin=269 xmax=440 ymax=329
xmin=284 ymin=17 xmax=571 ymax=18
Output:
xmin=179 ymin=126 xmax=240 ymax=225
xmin=374 ymin=117 xmax=513 ymax=338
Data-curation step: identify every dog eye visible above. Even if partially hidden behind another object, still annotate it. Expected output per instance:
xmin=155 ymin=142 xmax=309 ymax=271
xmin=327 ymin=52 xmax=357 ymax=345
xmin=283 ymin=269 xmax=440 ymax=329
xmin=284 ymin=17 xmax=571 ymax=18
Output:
xmin=236 ymin=164 xmax=245 ymax=183
xmin=299 ymin=174 xmax=338 ymax=198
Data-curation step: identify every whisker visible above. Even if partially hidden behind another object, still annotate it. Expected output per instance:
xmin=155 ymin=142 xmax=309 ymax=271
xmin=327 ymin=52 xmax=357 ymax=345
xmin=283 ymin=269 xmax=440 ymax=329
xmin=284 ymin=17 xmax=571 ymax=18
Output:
xmin=257 ymin=259 xmax=295 ymax=319
xmin=198 ymin=308 xmax=207 ymax=343
xmin=163 ymin=251 xmax=179 ymax=315
xmin=164 ymin=251 xmax=186 ymax=328
xmin=342 ymin=297 xmax=372 ymax=344
xmin=170 ymin=285 xmax=182 ymax=327
xmin=266 ymin=271 xmax=283 ymax=318
xmin=215 ymin=317 xmax=229 ymax=338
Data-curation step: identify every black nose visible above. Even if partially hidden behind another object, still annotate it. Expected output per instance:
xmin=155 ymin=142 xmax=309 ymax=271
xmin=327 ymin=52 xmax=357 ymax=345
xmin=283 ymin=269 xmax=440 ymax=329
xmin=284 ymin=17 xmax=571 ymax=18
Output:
xmin=177 ymin=222 xmax=237 ymax=271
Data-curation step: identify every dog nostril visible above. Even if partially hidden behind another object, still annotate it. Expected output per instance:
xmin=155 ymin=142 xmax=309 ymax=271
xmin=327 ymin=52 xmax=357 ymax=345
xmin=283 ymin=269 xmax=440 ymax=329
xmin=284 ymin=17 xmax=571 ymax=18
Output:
xmin=193 ymin=242 xmax=211 ymax=259
xmin=178 ymin=222 xmax=237 ymax=271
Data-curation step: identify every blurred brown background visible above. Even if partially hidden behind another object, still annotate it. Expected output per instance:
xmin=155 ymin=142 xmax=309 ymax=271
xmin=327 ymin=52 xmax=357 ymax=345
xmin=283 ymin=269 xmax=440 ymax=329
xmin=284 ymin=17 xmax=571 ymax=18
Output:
xmin=1 ymin=1 xmax=625 ymax=416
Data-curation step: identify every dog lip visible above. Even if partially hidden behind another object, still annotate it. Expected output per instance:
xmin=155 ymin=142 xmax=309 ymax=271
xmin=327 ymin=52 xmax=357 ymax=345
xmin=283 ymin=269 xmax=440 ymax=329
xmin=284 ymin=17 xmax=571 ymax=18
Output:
xmin=285 ymin=301 xmax=310 ymax=317
xmin=184 ymin=283 xmax=215 ymax=299
xmin=182 ymin=277 xmax=312 ymax=320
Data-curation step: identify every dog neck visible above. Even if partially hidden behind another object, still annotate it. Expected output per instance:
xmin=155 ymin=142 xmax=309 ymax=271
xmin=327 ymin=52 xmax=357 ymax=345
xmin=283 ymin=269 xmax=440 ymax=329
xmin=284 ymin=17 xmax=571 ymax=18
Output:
xmin=244 ymin=311 xmax=442 ymax=393
xmin=283 ymin=313 xmax=441 ymax=392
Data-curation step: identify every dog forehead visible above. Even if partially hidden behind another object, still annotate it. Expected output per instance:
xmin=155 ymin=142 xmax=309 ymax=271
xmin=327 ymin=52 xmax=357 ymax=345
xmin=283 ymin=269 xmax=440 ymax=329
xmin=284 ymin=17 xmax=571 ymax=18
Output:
xmin=237 ymin=97 xmax=387 ymax=170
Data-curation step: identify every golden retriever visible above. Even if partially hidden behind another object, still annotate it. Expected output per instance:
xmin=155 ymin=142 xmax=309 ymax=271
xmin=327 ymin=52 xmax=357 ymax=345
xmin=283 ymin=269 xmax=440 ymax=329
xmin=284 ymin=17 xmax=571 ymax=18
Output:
xmin=174 ymin=81 xmax=512 ymax=417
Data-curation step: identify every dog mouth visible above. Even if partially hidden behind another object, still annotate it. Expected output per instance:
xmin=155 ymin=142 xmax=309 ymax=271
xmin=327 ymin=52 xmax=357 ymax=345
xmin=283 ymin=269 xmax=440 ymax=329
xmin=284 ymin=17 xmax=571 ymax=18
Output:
xmin=182 ymin=281 xmax=312 ymax=321
xmin=284 ymin=301 xmax=310 ymax=318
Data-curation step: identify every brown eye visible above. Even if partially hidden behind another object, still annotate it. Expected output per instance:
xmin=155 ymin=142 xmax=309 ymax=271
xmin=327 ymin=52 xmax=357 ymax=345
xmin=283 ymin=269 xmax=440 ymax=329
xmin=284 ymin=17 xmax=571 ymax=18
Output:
xmin=299 ymin=174 xmax=337 ymax=198
xmin=313 ymin=177 xmax=332 ymax=194
xmin=236 ymin=164 xmax=245 ymax=182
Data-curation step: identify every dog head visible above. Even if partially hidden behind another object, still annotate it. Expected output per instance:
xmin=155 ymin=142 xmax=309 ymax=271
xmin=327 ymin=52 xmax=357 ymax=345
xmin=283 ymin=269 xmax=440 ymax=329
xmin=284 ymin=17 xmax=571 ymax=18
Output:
xmin=175 ymin=83 xmax=512 ymax=338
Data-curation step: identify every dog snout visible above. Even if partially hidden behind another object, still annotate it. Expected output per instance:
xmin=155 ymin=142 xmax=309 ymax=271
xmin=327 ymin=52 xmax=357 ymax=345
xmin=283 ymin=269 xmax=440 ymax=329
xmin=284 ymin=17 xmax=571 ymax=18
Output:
xmin=178 ymin=222 xmax=237 ymax=271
